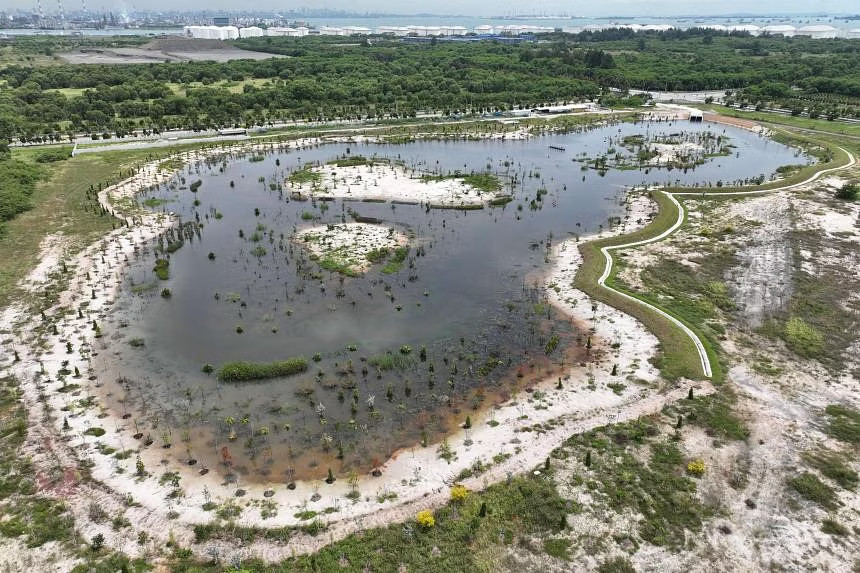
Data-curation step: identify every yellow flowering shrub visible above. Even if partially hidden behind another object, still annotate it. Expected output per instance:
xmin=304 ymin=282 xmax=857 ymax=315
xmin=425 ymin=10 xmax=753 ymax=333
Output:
xmin=450 ymin=484 xmax=469 ymax=503
xmin=416 ymin=509 xmax=435 ymax=529
xmin=687 ymin=459 xmax=706 ymax=476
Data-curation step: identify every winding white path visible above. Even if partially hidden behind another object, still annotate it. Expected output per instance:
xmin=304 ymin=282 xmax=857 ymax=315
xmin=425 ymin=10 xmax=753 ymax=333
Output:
xmin=594 ymin=145 xmax=856 ymax=379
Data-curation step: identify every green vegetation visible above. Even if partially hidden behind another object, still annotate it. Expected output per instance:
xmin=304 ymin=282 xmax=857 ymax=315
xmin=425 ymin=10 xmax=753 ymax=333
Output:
xmin=598 ymin=557 xmax=637 ymax=573
xmin=316 ymin=256 xmax=359 ymax=277
xmin=380 ymin=246 xmax=409 ymax=274
xmin=461 ymin=173 xmax=502 ymax=193
xmin=802 ymin=450 xmax=858 ymax=490
xmin=153 ymin=258 xmax=169 ymax=280
xmin=665 ymin=393 xmax=749 ymax=441
xmin=563 ymin=418 xmax=716 ymax=548
xmin=781 ymin=316 xmax=824 ymax=357
xmin=823 ymin=404 xmax=860 ymax=445
xmin=575 ymin=191 xmax=717 ymax=381
xmin=0 ymin=158 xmax=46 ymax=231
xmin=269 ymin=475 xmax=565 ymax=571
xmin=0 ymin=375 xmax=76 ymax=550
xmin=217 ymin=358 xmax=309 ymax=382
xmin=327 ymin=155 xmax=375 ymax=167
xmin=368 ymin=352 xmax=414 ymax=371
xmin=835 ymin=183 xmax=858 ymax=201
xmin=34 ymin=147 xmax=73 ymax=163
xmin=787 ymin=472 xmax=839 ymax=510
xmin=288 ymin=167 xmax=322 ymax=186
xmin=1 ymin=31 xmax=857 ymax=145
xmin=820 ymin=519 xmax=849 ymax=536
xmin=365 ymin=247 xmax=389 ymax=263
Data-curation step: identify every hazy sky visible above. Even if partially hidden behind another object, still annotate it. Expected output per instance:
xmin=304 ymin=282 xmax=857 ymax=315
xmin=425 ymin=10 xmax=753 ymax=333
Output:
xmin=5 ymin=0 xmax=857 ymax=16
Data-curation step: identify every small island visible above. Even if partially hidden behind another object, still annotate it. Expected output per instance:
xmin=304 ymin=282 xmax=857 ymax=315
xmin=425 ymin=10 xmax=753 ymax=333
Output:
xmin=295 ymin=222 xmax=410 ymax=276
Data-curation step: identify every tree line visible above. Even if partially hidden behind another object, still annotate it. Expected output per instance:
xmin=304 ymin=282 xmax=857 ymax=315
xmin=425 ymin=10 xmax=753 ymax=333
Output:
xmin=0 ymin=30 xmax=857 ymax=144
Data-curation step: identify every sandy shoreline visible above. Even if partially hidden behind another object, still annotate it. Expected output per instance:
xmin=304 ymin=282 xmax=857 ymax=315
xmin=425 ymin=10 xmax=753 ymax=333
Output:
xmin=0 ymin=134 xmax=707 ymax=562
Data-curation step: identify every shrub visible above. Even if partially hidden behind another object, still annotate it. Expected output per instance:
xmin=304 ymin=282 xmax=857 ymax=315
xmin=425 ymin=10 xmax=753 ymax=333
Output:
xmin=686 ymin=459 xmax=706 ymax=476
xmin=35 ymin=148 xmax=72 ymax=163
xmin=835 ymin=183 xmax=858 ymax=201
xmin=217 ymin=358 xmax=309 ymax=382
xmin=449 ymin=484 xmax=468 ymax=503
xmin=416 ymin=509 xmax=435 ymax=529
xmin=153 ymin=259 xmax=169 ymax=280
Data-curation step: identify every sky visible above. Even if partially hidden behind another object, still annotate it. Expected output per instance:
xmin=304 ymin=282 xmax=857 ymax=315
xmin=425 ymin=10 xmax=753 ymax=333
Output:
xmin=3 ymin=0 xmax=857 ymax=16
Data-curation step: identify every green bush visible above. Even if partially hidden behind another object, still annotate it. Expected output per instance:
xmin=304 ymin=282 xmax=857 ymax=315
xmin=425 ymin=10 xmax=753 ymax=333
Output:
xmin=835 ymin=183 xmax=858 ymax=201
xmin=34 ymin=148 xmax=72 ymax=163
xmin=217 ymin=358 xmax=308 ymax=382
xmin=0 ymin=159 xmax=45 ymax=225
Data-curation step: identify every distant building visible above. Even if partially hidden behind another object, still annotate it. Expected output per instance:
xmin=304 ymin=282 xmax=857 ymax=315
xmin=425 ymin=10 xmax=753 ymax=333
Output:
xmin=213 ymin=17 xmax=229 ymax=27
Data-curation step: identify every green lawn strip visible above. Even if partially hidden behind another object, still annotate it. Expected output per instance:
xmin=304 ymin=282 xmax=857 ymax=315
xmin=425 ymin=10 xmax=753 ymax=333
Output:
xmin=575 ymin=191 xmax=711 ymax=381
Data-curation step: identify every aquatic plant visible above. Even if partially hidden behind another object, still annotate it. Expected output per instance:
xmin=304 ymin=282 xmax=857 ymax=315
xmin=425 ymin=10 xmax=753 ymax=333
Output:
xmin=217 ymin=358 xmax=309 ymax=382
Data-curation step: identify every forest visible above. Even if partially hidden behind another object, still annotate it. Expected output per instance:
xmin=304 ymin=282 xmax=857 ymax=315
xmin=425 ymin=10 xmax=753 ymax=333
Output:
xmin=0 ymin=29 xmax=858 ymax=144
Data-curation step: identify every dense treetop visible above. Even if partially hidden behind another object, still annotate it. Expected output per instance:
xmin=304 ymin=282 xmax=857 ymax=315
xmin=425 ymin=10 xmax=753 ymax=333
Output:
xmin=0 ymin=29 xmax=857 ymax=143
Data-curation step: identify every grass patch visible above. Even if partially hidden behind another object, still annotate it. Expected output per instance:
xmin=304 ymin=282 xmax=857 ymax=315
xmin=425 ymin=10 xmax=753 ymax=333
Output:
xmin=327 ymin=155 xmax=376 ymax=167
xmin=288 ymin=166 xmax=322 ymax=186
xmin=787 ymin=472 xmax=839 ymax=510
xmin=563 ymin=418 xmax=715 ymax=549
xmin=802 ymin=450 xmax=858 ymax=490
xmin=665 ymin=393 xmax=749 ymax=441
xmin=380 ymin=246 xmax=408 ymax=274
xmin=543 ymin=537 xmax=572 ymax=561
xmin=461 ymin=173 xmax=502 ymax=193
xmin=153 ymin=259 xmax=169 ymax=280
xmin=141 ymin=197 xmax=171 ymax=208
xmin=368 ymin=352 xmax=414 ymax=371
xmin=823 ymin=404 xmax=860 ymax=444
xmin=821 ymin=519 xmax=849 ymax=536
xmin=317 ymin=257 xmax=359 ymax=277
xmin=273 ymin=475 xmax=565 ymax=571
xmin=217 ymin=358 xmax=309 ymax=382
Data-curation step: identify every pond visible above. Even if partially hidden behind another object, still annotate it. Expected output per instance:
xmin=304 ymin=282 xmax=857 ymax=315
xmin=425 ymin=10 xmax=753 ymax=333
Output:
xmin=93 ymin=120 xmax=808 ymax=483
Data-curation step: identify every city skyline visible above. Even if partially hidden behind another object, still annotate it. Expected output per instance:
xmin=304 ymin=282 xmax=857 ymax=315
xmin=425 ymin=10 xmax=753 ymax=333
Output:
xmin=1 ymin=0 xmax=858 ymax=17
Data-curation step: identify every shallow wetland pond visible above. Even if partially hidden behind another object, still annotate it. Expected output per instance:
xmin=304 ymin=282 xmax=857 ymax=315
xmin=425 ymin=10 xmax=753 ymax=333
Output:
xmin=93 ymin=121 xmax=807 ymax=483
